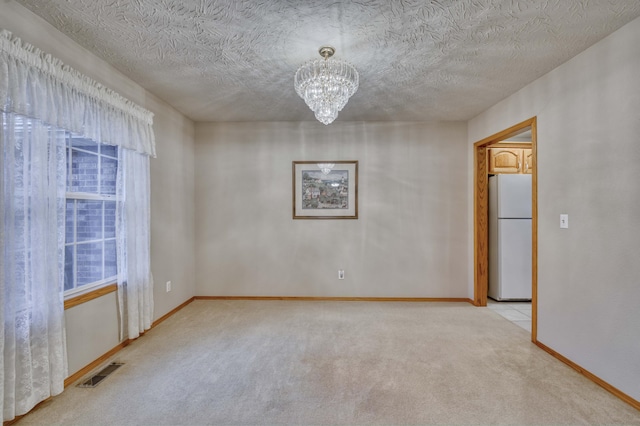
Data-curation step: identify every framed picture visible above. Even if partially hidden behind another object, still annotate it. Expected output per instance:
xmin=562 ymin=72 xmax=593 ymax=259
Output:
xmin=292 ymin=161 xmax=358 ymax=219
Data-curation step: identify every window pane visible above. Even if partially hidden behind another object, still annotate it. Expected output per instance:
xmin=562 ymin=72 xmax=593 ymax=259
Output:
xmin=65 ymin=245 xmax=74 ymax=291
xmin=101 ymin=156 xmax=117 ymax=195
xmin=71 ymin=149 xmax=99 ymax=193
xmin=104 ymin=239 xmax=117 ymax=279
xmin=104 ymin=201 xmax=116 ymax=238
xmin=76 ymin=242 xmax=103 ymax=287
xmin=66 ymin=146 xmax=72 ymax=190
xmin=101 ymin=144 xmax=117 ymax=158
xmin=63 ymin=134 xmax=120 ymax=294
xmin=65 ymin=199 xmax=75 ymax=243
xmin=70 ymin=136 xmax=98 ymax=153
xmin=77 ymin=200 xmax=103 ymax=242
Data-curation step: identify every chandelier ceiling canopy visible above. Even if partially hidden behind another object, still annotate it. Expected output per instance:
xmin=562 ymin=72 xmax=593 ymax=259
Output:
xmin=294 ymin=47 xmax=359 ymax=125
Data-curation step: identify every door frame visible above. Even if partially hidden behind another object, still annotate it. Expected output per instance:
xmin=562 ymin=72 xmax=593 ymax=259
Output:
xmin=473 ymin=117 xmax=538 ymax=342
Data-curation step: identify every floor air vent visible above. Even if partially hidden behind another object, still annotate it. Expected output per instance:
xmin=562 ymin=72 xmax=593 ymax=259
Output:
xmin=77 ymin=362 xmax=124 ymax=388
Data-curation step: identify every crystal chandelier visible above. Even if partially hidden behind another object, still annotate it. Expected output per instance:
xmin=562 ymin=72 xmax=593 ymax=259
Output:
xmin=316 ymin=163 xmax=335 ymax=175
xmin=294 ymin=47 xmax=359 ymax=125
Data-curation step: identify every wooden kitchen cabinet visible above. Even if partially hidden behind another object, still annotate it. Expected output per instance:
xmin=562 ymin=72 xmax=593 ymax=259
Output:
xmin=488 ymin=147 xmax=534 ymax=174
xmin=522 ymin=149 xmax=534 ymax=174
xmin=488 ymin=148 xmax=523 ymax=174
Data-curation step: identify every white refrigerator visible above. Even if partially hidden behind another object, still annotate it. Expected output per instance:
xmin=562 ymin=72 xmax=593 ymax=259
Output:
xmin=488 ymin=174 xmax=532 ymax=301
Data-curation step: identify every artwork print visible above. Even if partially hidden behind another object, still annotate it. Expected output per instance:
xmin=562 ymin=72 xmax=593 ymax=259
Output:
xmin=292 ymin=161 xmax=358 ymax=219
xmin=301 ymin=169 xmax=349 ymax=210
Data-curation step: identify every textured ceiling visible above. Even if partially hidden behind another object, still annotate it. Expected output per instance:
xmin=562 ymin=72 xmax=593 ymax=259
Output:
xmin=14 ymin=0 xmax=640 ymax=122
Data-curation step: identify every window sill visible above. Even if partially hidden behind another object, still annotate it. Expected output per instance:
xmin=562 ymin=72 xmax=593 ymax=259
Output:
xmin=64 ymin=283 xmax=117 ymax=310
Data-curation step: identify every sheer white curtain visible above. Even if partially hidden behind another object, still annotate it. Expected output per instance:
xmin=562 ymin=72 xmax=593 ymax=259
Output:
xmin=116 ymin=148 xmax=154 ymax=340
xmin=0 ymin=113 xmax=68 ymax=420
xmin=0 ymin=30 xmax=155 ymax=156
xmin=1 ymin=29 xmax=155 ymax=422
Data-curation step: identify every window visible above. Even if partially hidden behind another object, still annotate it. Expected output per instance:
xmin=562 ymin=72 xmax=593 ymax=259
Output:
xmin=64 ymin=135 xmax=118 ymax=296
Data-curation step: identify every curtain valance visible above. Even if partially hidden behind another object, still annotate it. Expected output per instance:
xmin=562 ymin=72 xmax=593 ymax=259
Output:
xmin=0 ymin=29 xmax=155 ymax=157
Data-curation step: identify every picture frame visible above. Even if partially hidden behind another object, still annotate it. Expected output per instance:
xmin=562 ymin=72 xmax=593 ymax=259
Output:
xmin=292 ymin=161 xmax=358 ymax=219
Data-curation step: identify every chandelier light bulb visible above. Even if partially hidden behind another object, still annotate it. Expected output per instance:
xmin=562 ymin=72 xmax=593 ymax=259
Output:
xmin=294 ymin=47 xmax=359 ymax=125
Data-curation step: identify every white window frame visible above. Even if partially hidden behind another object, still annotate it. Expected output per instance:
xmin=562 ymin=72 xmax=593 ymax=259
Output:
xmin=64 ymin=136 xmax=119 ymax=298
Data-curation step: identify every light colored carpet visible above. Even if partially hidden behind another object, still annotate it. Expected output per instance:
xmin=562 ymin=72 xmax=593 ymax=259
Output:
xmin=19 ymin=300 xmax=640 ymax=425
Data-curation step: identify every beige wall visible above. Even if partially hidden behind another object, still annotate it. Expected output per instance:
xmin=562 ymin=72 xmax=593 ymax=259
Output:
xmin=64 ymin=293 xmax=119 ymax=375
xmin=0 ymin=1 xmax=196 ymax=375
xmin=5 ymin=0 xmax=638 ymax=405
xmin=148 ymin=95 xmax=195 ymax=318
xmin=195 ymin=121 xmax=469 ymax=298
xmin=468 ymin=16 xmax=640 ymax=401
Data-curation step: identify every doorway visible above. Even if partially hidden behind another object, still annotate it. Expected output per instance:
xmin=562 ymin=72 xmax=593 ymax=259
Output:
xmin=473 ymin=117 xmax=538 ymax=342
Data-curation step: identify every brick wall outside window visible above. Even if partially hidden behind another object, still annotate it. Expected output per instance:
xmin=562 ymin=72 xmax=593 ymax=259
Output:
xmin=64 ymin=135 xmax=118 ymax=295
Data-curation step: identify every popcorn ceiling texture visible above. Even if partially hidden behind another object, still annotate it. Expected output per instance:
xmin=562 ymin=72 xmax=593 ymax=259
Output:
xmin=14 ymin=0 xmax=640 ymax=122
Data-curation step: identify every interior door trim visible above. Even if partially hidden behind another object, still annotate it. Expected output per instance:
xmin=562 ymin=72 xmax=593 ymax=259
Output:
xmin=473 ymin=117 xmax=537 ymax=342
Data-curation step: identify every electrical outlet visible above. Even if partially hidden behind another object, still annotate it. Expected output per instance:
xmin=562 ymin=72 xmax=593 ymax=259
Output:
xmin=166 ymin=281 xmax=172 ymax=292
xmin=338 ymin=270 xmax=345 ymax=280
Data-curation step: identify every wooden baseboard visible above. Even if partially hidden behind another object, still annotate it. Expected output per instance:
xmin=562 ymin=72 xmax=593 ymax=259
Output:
xmin=63 ymin=340 xmax=131 ymax=388
xmin=8 ymin=296 xmax=195 ymax=425
xmin=13 ymin=297 xmax=639 ymax=423
xmin=194 ymin=296 xmax=474 ymax=304
xmin=534 ymin=340 xmax=640 ymax=411
xmin=64 ymin=296 xmax=196 ymax=388
xmin=152 ymin=297 xmax=196 ymax=328
xmin=3 ymin=398 xmax=53 ymax=426
xmin=59 ymin=294 xmax=467 ymax=391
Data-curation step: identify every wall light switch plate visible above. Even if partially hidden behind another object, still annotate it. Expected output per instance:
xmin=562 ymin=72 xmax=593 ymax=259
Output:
xmin=166 ymin=281 xmax=172 ymax=292
xmin=560 ymin=214 xmax=569 ymax=229
xmin=338 ymin=270 xmax=345 ymax=280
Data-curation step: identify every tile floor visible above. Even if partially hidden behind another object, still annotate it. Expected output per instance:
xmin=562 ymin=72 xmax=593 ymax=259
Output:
xmin=487 ymin=299 xmax=532 ymax=332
